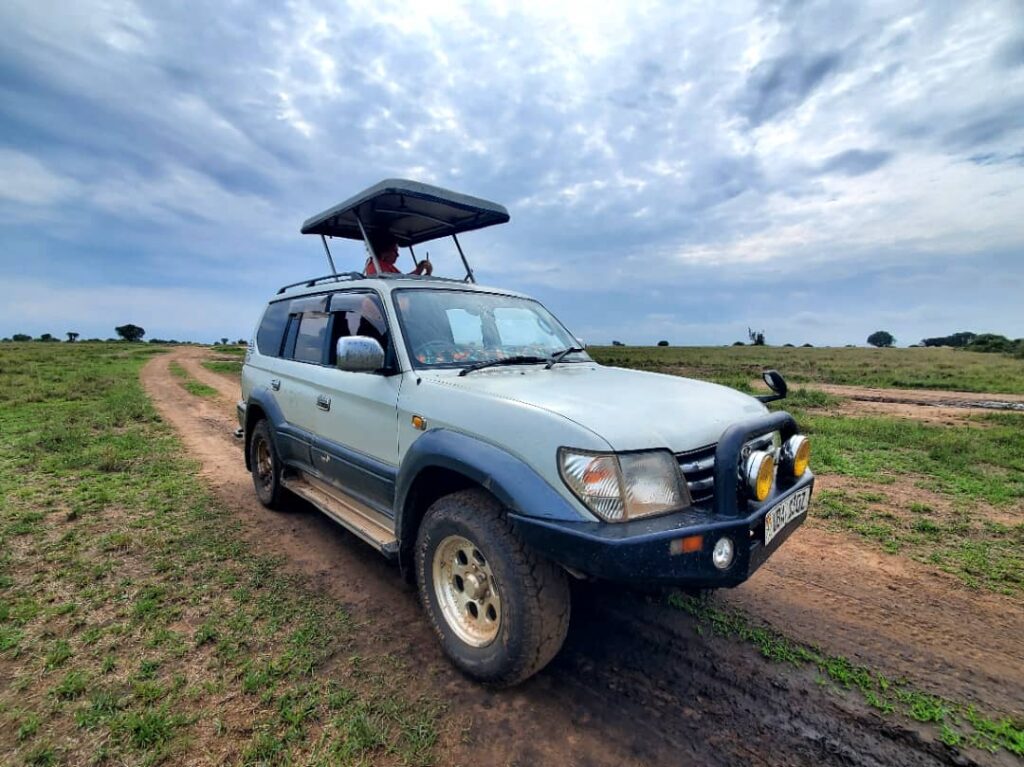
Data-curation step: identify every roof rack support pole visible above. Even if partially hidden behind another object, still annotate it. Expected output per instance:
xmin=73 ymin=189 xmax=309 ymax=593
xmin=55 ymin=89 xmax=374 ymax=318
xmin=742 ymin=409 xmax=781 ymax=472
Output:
xmin=408 ymin=244 xmax=419 ymax=270
xmin=353 ymin=214 xmax=382 ymax=277
xmin=319 ymin=235 xmax=338 ymax=277
xmin=452 ymin=233 xmax=475 ymax=283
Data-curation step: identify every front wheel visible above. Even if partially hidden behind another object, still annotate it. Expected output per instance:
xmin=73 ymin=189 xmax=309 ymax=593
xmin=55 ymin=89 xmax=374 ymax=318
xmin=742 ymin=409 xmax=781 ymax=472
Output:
xmin=415 ymin=489 xmax=570 ymax=686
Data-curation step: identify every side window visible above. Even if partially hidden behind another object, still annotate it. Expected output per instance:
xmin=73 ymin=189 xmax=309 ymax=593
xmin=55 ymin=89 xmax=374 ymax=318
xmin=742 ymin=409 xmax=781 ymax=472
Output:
xmin=256 ymin=300 xmax=291 ymax=357
xmin=494 ymin=307 xmax=560 ymax=347
xmin=293 ymin=312 xmax=329 ymax=364
xmin=327 ymin=292 xmax=390 ymax=364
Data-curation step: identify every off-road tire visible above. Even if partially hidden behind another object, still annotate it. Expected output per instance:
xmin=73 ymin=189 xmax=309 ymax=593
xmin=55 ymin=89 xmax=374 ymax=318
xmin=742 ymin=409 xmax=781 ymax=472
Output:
xmin=415 ymin=488 xmax=570 ymax=686
xmin=249 ymin=420 xmax=285 ymax=510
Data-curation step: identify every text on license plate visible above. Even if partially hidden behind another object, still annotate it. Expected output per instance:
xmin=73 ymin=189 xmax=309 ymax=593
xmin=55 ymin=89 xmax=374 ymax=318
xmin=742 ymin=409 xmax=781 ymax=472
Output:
xmin=764 ymin=488 xmax=811 ymax=546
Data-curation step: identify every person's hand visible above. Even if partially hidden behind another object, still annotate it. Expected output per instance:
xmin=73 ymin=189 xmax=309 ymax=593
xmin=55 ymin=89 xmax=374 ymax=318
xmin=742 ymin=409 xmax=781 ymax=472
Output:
xmin=417 ymin=260 xmax=433 ymax=276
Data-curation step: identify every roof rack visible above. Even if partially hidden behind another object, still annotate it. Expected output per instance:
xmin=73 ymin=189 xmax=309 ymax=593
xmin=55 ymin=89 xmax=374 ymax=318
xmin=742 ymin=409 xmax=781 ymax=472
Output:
xmin=276 ymin=272 xmax=365 ymax=295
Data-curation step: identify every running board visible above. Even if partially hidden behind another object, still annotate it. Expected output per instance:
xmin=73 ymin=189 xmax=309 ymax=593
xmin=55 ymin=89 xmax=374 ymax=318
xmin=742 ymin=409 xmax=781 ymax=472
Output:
xmin=282 ymin=473 xmax=398 ymax=557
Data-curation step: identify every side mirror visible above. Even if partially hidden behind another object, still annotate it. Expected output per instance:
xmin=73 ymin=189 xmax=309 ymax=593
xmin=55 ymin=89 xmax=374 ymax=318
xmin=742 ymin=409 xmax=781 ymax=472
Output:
xmin=757 ymin=369 xmax=788 ymax=403
xmin=336 ymin=336 xmax=385 ymax=373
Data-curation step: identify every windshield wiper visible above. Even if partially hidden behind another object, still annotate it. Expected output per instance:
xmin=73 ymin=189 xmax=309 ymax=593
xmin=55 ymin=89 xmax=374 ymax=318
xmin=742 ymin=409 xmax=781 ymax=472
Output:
xmin=544 ymin=346 xmax=585 ymax=369
xmin=458 ymin=355 xmax=549 ymax=376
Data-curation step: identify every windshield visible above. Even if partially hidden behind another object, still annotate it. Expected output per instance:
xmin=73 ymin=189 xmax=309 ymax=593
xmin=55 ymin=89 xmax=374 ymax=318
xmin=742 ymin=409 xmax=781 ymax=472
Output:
xmin=393 ymin=289 xmax=589 ymax=369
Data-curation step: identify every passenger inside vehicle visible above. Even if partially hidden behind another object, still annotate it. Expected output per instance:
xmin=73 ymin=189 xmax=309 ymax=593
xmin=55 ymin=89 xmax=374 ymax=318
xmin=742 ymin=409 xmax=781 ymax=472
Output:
xmin=364 ymin=233 xmax=433 ymax=277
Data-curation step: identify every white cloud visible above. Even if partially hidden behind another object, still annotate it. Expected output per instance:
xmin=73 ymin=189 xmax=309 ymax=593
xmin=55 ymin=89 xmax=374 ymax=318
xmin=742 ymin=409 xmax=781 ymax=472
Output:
xmin=0 ymin=150 xmax=79 ymax=205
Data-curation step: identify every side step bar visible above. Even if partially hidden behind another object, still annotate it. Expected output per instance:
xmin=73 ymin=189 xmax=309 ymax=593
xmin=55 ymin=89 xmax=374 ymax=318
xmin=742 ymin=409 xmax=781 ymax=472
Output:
xmin=282 ymin=473 xmax=398 ymax=557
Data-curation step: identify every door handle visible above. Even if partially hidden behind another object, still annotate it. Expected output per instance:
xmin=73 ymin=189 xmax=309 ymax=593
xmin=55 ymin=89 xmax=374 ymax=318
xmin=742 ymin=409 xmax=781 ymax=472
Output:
xmin=316 ymin=394 xmax=331 ymax=411
xmin=270 ymin=379 xmax=281 ymax=391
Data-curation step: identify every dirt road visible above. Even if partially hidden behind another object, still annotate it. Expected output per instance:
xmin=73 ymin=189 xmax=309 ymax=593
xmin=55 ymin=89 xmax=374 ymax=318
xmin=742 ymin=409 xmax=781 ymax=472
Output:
xmin=142 ymin=348 xmax=1023 ymax=766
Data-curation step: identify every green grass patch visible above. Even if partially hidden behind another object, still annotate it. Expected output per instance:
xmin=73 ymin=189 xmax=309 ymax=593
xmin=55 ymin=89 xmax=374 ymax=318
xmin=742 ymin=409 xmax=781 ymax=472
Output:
xmin=589 ymin=344 xmax=1024 ymax=394
xmin=669 ymin=593 xmax=1024 ymax=757
xmin=168 ymin=360 xmax=217 ymax=398
xmin=814 ymin=489 xmax=1022 ymax=592
xmin=0 ymin=342 xmax=443 ymax=764
xmin=201 ymin=359 xmax=242 ymax=377
xmin=794 ymin=412 xmax=1024 ymax=506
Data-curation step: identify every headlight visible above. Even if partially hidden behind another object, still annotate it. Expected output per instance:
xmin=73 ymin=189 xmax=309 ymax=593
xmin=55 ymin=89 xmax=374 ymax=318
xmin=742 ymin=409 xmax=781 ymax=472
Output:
xmin=745 ymin=450 xmax=775 ymax=502
xmin=559 ymin=448 xmax=691 ymax=522
xmin=781 ymin=435 xmax=810 ymax=477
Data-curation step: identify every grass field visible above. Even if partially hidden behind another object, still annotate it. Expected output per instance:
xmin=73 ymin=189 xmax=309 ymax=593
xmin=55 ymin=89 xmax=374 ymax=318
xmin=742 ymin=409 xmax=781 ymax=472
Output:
xmin=588 ymin=345 xmax=1024 ymax=394
xmin=0 ymin=343 xmax=442 ymax=765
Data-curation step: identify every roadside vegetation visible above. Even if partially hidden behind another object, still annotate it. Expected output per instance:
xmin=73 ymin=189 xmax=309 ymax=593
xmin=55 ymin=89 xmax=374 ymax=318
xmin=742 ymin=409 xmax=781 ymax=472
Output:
xmin=589 ymin=345 xmax=1024 ymax=394
xmin=0 ymin=343 xmax=443 ymax=765
xmin=787 ymin=404 xmax=1023 ymax=594
xmin=202 ymin=359 xmax=244 ymax=378
xmin=668 ymin=593 xmax=1024 ymax=757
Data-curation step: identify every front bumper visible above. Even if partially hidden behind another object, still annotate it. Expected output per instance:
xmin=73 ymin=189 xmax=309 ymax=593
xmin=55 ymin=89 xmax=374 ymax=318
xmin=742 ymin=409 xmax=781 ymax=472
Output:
xmin=509 ymin=411 xmax=814 ymax=588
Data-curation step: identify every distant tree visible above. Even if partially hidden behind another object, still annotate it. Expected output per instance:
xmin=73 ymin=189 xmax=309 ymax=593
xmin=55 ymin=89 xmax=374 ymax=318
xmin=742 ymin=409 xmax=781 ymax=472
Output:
xmin=236 ymin=338 xmax=246 ymax=345
xmin=801 ymin=343 xmax=813 ymax=348
xmin=611 ymin=340 xmax=624 ymax=347
xmin=220 ymin=337 xmax=229 ymax=345
xmin=38 ymin=333 xmax=56 ymax=342
xmin=965 ymin=333 xmax=1014 ymax=354
xmin=12 ymin=333 xmax=31 ymax=342
xmin=921 ymin=331 xmax=975 ymax=348
xmin=783 ymin=343 xmax=794 ymax=347
xmin=657 ymin=340 xmax=669 ymax=347
xmin=115 ymin=324 xmax=145 ymax=342
xmin=66 ymin=332 xmax=79 ymax=343
xmin=747 ymin=327 xmax=766 ymax=346
xmin=867 ymin=330 xmax=895 ymax=348
xmin=732 ymin=341 xmax=745 ymax=346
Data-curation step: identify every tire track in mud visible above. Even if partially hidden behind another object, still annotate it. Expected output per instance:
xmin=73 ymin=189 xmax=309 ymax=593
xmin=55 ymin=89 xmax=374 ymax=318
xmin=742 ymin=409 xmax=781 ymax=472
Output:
xmin=142 ymin=348 xmax=1006 ymax=767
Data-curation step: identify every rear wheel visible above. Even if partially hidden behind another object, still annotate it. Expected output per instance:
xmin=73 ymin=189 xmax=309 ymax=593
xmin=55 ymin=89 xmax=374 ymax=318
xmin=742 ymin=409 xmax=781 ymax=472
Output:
xmin=415 ymin=489 xmax=570 ymax=686
xmin=249 ymin=420 xmax=285 ymax=510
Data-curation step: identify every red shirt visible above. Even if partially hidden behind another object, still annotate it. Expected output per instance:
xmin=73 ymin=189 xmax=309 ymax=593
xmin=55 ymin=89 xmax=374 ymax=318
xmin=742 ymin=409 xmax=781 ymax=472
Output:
xmin=364 ymin=258 xmax=401 ymax=275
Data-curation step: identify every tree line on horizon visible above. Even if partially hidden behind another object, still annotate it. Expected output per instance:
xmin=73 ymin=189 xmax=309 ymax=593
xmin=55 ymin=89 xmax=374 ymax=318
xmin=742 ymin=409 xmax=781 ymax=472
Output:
xmin=1 ymin=324 xmax=246 ymax=346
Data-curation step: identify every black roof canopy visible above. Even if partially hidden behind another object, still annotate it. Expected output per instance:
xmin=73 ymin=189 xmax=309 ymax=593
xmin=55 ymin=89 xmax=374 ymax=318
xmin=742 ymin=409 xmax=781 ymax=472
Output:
xmin=300 ymin=179 xmax=510 ymax=247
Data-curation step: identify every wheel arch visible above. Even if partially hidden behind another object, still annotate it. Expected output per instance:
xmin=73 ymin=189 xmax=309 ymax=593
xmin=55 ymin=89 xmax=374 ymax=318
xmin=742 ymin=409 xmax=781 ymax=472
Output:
xmin=242 ymin=389 xmax=284 ymax=470
xmin=394 ymin=428 xmax=588 ymax=579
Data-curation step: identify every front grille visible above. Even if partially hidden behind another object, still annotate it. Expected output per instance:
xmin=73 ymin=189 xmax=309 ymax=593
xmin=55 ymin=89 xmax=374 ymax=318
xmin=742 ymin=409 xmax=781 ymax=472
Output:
xmin=677 ymin=443 xmax=717 ymax=506
xmin=677 ymin=434 xmax=774 ymax=508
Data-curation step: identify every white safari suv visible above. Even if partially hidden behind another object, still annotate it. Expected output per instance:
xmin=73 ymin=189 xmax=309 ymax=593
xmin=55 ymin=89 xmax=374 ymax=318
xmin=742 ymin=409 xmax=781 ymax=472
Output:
xmin=239 ymin=180 xmax=814 ymax=685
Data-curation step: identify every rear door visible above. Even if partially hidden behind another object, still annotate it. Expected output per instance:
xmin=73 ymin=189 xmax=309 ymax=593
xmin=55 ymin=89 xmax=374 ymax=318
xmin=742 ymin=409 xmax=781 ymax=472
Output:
xmin=272 ymin=294 xmax=330 ymax=470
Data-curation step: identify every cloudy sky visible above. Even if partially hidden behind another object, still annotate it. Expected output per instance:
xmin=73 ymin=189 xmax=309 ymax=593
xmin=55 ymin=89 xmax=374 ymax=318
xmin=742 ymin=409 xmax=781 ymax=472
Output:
xmin=1 ymin=0 xmax=1022 ymax=346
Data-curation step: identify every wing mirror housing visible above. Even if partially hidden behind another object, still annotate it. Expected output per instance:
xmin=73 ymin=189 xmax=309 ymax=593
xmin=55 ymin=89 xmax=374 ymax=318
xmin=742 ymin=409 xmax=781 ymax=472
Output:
xmin=757 ymin=369 xmax=788 ymax=403
xmin=336 ymin=336 xmax=385 ymax=373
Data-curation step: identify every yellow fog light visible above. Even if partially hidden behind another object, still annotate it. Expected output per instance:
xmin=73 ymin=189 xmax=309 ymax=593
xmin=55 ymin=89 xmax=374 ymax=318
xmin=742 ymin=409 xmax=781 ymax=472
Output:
xmin=745 ymin=450 xmax=775 ymax=502
xmin=783 ymin=435 xmax=810 ymax=477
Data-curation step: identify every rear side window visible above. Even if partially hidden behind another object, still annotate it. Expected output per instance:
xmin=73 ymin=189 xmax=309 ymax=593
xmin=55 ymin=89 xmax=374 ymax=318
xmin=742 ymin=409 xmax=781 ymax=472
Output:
xmin=256 ymin=300 xmax=290 ymax=356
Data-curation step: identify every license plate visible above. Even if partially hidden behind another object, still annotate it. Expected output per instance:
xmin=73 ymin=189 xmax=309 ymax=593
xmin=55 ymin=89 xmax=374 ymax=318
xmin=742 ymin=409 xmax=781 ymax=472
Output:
xmin=764 ymin=487 xmax=811 ymax=546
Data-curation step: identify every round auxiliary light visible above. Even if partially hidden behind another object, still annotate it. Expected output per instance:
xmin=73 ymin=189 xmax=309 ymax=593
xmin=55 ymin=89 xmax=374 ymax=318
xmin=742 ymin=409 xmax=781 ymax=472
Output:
xmin=745 ymin=450 xmax=775 ymax=502
xmin=784 ymin=435 xmax=810 ymax=478
xmin=712 ymin=537 xmax=735 ymax=570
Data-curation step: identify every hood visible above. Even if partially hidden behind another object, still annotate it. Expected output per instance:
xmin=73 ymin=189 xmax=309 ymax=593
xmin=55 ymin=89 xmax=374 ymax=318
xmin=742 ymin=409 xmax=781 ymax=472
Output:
xmin=425 ymin=363 xmax=767 ymax=452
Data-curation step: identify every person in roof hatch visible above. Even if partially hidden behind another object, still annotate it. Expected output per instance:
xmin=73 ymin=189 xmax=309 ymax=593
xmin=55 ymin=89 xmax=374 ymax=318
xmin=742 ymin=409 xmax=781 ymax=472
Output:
xmin=364 ymin=233 xmax=433 ymax=276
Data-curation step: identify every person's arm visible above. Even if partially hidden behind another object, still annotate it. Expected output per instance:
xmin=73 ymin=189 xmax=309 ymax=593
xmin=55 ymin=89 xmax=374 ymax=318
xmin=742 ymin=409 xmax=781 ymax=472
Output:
xmin=411 ymin=260 xmax=433 ymax=276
